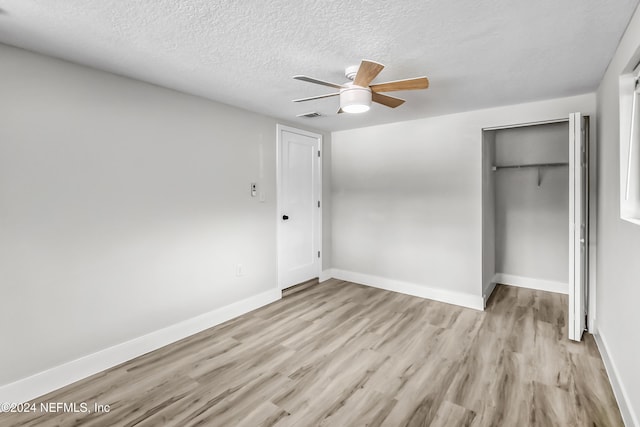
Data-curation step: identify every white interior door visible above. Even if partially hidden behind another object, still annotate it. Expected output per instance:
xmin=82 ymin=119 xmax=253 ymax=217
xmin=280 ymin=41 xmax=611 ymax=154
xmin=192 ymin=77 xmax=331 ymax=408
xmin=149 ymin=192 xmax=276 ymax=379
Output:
xmin=277 ymin=125 xmax=321 ymax=289
xmin=568 ymin=113 xmax=588 ymax=341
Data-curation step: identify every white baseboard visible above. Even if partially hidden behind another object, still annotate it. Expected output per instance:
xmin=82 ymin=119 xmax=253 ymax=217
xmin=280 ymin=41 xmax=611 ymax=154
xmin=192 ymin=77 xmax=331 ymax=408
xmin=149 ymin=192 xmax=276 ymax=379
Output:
xmin=593 ymin=329 xmax=639 ymax=427
xmin=331 ymin=269 xmax=484 ymax=311
xmin=0 ymin=288 xmax=281 ymax=405
xmin=494 ymin=272 xmax=568 ymax=294
xmin=319 ymin=269 xmax=334 ymax=282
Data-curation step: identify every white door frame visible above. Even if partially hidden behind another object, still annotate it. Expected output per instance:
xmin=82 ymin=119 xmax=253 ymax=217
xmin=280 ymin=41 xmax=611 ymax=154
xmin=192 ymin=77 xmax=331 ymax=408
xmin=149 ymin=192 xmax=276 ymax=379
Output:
xmin=276 ymin=124 xmax=322 ymax=290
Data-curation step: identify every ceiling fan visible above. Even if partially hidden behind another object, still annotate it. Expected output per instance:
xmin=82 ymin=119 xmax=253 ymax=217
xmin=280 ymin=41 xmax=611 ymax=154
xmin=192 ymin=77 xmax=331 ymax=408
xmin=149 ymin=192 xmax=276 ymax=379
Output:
xmin=292 ymin=59 xmax=429 ymax=114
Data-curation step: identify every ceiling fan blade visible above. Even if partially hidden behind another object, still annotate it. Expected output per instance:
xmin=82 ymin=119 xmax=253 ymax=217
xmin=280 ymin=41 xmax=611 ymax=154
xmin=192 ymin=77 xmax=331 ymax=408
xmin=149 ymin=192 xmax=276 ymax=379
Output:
xmin=370 ymin=77 xmax=429 ymax=92
xmin=353 ymin=60 xmax=384 ymax=87
xmin=372 ymin=92 xmax=405 ymax=108
xmin=293 ymin=75 xmax=344 ymax=89
xmin=293 ymin=93 xmax=340 ymax=102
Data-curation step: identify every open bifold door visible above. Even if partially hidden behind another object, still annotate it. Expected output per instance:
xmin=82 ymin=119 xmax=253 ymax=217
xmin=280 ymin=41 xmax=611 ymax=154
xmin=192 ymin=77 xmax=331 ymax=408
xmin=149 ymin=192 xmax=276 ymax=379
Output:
xmin=568 ymin=113 xmax=588 ymax=341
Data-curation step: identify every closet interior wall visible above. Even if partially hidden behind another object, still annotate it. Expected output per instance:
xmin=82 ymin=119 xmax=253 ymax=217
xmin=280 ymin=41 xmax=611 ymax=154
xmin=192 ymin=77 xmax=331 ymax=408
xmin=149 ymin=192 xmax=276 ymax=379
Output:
xmin=483 ymin=122 xmax=570 ymax=299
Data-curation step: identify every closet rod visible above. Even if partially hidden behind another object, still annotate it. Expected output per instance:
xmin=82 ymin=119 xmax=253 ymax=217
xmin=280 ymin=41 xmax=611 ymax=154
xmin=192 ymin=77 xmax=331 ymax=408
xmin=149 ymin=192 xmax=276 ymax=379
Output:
xmin=491 ymin=162 xmax=568 ymax=171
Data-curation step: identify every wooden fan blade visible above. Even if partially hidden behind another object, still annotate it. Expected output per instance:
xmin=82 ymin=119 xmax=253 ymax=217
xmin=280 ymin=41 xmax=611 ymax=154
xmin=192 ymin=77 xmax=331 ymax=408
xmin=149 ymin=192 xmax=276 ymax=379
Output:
xmin=353 ymin=60 xmax=384 ymax=87
xmin=372 ymin=92 xmax=405 ymax=108
xmin=293 ymin=93 xmax=340 ymax=102
xmin=370 ymin=77 xmax=429 ymax=92
xmin=293 ymin=75 xmax=344 ymax=89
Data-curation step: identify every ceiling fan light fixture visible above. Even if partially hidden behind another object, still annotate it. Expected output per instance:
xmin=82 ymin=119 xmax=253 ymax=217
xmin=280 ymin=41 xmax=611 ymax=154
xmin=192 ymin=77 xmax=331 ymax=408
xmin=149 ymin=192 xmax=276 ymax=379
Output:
xmin=340 ymin=86 xmax=372 ymax=113
xmin=293 ymin=60 xmax=428 ymax=116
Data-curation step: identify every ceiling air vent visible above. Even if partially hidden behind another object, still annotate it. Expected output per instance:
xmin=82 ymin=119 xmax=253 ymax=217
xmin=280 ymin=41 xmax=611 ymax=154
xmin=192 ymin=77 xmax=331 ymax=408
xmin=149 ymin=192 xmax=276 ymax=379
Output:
xmin=297 ymin=112 xmax=322 ymax=118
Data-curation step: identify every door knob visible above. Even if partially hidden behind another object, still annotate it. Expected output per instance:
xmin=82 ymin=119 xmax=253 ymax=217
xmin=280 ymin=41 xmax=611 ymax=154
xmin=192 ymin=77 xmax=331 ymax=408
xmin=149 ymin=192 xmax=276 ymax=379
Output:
xmin=282 ymin=215 xmax=289 ymax=220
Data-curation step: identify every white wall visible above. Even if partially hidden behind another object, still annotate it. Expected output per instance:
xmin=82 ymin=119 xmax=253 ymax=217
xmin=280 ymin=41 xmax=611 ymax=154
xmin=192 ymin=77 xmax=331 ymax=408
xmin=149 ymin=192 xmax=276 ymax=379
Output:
xmin=595 ymin=3 xmax=640 ymax=425
xmin=0 ymin=43 xmax=330 ymax=390
xmin=493 ymin=123 xmax=569 ymax=284
xmin=331 ymin=94 xmax=595 ymax=306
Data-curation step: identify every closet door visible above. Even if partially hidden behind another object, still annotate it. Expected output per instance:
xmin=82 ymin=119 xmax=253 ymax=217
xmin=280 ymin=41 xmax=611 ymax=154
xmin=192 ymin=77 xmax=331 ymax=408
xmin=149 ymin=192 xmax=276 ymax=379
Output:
xmin=568 ymin=113 xmax=588 ymax=341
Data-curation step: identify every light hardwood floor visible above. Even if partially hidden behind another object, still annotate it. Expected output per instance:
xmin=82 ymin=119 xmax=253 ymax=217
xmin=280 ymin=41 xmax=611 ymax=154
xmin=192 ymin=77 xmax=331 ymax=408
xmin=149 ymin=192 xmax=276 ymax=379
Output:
xmin=0 ymin=280 xmax=623 ymax=426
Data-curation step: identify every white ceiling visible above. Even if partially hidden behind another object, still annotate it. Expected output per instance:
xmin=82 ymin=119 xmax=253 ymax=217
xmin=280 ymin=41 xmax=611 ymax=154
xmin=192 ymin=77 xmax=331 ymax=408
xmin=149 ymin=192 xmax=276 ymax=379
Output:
xmin=0 ymin=0 xmax=638 ymax=131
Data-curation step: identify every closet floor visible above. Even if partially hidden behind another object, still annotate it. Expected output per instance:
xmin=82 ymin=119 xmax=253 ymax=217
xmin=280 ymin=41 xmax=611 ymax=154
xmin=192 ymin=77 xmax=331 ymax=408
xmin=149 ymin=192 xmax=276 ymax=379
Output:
xmin=0 ymin=281 xmax=623 ymax=426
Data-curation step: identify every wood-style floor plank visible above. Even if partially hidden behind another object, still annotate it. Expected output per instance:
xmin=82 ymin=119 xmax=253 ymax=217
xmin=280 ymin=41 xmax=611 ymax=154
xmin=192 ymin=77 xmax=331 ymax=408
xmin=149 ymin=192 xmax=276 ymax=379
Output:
xmin=0 ymin=281 xmax=623 ymax=426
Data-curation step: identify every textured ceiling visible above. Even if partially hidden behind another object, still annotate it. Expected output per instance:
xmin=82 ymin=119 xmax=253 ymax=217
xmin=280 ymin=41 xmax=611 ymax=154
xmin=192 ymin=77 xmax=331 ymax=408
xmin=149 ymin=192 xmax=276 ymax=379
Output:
xmin=0 ymin=0 xmax=638 ymax=131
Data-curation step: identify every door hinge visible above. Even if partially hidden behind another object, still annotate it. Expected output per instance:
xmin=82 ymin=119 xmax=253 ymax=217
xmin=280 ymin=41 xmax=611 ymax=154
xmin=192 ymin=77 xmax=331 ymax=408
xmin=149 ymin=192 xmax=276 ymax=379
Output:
xmin=318 ymin=150 xmax=321 ymax=157
xmin=318 ymin=251 xmax=321 ymax=258
xmin=317 ymin=200 xmax=321 ymax=208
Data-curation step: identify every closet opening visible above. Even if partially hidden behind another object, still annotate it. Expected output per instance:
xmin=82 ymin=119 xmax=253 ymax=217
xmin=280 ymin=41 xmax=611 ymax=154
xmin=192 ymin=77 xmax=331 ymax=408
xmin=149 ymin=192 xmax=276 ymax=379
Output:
xmin=482 ymin=115 xmax=589 ymax=341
